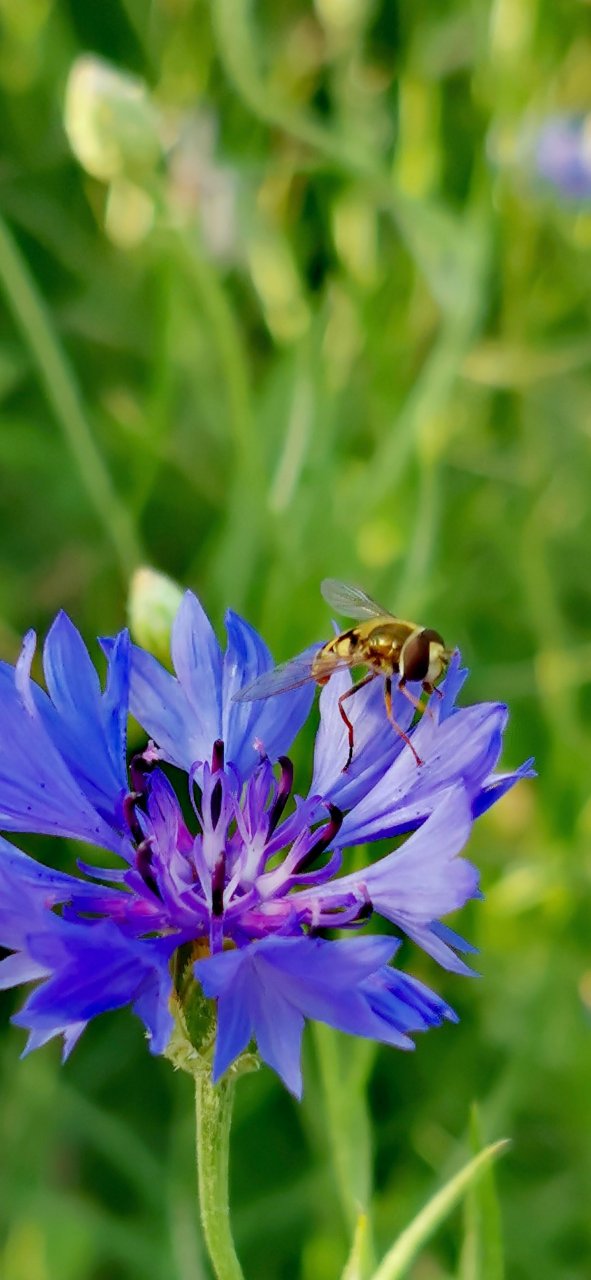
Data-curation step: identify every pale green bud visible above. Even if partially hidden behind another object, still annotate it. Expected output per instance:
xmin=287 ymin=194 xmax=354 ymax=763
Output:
xmin=64 ymin=55 xmax=162 ymax=183
xmin=128 ymin=567 xmax=184 ymax=665
xmin=105 ymin=177 xmax=155 ymax=249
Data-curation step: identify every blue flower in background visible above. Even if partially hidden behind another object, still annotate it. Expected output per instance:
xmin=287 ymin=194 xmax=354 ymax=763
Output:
xmin=535 ymin=115 xmax=591 ymax=200
xmin=0 ymin=593 xmax=533 ymax=1095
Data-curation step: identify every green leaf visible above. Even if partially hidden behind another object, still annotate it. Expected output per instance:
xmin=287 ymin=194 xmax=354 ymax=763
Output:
xmin=340 ymin=1214 xmax=371 ymax=1280
xmin=459 ymin=1106 xmax=505 ymax=1280
xmin=370 ymin=1140 xmax=510 ymax=1280
xmin=313 ymin=1025 xmax=376 ymax=1231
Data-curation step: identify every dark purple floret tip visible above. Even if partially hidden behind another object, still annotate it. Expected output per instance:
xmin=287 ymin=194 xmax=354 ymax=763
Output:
xmin=267 ymin=755 xmax=294 ymax=836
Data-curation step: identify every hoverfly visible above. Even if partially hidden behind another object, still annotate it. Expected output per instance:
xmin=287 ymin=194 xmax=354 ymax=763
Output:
xmin=234 ymin=579 xmax=454 ymax=771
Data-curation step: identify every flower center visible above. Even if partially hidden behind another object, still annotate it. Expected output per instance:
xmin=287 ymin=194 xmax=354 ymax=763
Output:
xmin=118 ymin=741 xmax=345 ymax=954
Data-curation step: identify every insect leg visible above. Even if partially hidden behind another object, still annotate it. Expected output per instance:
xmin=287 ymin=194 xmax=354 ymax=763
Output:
xmin=423 ymin=680 xmax=443 ymax=716
xmin=385 ymin=677 xmax=423 ymax=766
xmin=398 ymin=677 xmax=437 ymax=723
xmin=337 ymin=673 xmax=377 ymax=771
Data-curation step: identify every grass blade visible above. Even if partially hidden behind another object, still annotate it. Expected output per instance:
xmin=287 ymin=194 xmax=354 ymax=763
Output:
xmin=0 ymin=213 xmax=142 ymax=576
xmin=460 ymin=1106 xmax=505 ymax=1280
xmin=371 ymin=1140 xmax=510 ymax=1280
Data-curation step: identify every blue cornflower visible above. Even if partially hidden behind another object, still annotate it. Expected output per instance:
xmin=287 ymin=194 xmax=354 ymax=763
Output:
xmin=0 ymin=593 xmax=532 ymax=1095
xmin=535 ymin=114 xmax=591 ymax=201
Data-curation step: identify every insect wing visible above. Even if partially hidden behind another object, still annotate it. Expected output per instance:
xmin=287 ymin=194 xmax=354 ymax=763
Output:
xmin=233 ymin=644 xmax=323 ymax=702
xmin=320 ymin=578 xmax=395 ymax=622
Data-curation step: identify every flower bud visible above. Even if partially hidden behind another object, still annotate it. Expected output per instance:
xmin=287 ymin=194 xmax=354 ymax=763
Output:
xmin=64 ymin=55 xmax=163 ymax=183
xmin=128 ymin=567 xmax=184 ymax=664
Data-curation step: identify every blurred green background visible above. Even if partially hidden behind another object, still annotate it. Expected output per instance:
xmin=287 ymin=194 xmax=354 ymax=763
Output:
xmin=0 ymin=1 xmax=590 ymax=1277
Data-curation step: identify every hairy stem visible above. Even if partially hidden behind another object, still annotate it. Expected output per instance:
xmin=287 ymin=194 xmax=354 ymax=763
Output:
xmin=194 ymin=1070 xmax=245 ymax=1280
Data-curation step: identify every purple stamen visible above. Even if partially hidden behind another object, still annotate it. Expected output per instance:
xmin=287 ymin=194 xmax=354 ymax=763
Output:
xmin=267 ymin=756 xmax=294 ymax=837
xmin=210 ymin=740 xmax=225 ymax=828
xmin=123 ymin=791 xmax=144 ymax=844
xmin=295 ymin=804 xmax=343 ymax=874
xmin=351 ymin=899 xmax=373 ymax=924
xmin=210 ymin=783 xmax=223 ymax=830
xmin=130 ymin=753 xmax=153 ymax=795
xmin=211 ymin=855 xmax=225 ymax=916
xmin=135 ymin=838 xmax=161 ymax=898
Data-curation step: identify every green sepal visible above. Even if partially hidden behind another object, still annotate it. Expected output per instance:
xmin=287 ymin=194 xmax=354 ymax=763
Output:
xmin=165 ymin=952 xmax=260 ymax=1083
xmin=165 ymin=950 xmax=216 ymax=1075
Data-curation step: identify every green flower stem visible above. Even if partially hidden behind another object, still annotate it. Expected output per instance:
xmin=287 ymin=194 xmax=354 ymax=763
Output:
xmin=0 ymin=213 xmax=142 ymax=578
xmin=194 ymin=1068 xmax=245 ymax=1280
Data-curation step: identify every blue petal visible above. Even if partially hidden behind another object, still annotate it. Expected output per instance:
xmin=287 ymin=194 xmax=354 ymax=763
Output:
xmin=132 ymin=963 xmax=175 ymax=1055
xmin=118 ymin=596 xmax=314 ymax=780
xmin=170 ymin=592 xmax=223 ymax=750
xmin=0 ymin=832 xmax=94 ymax=899
xmin=103 ymin=639 xmax=199 ymax=771
xmin=12 ymin=919 xmax=174 ymax=1055
xmin=0 ymin=629 xmax=129 ymax=855
xmin=40 ymin=615 xmax=130 ymax=821
xmin=61 ymin=1022 xmax=87 ymax=1060
xmin=311 ymin=669 xmax=415 ymax=809
xmin=222 ymin=611 xmax=275 ymax=770
xmin=0 ymin=952 xmax=48 ymax=988
xmin=209 ymin=952 xmax=253 ymax=1081
xmin=197 ymin=943 xmax=306 ymax=1092
xmin=0 ymin=840 xmax=122 ymax=986
xmin=20 ymin=1019 xmax=87 ymax=1060
xmin=196 ymin=933 xmax=429 ymax=1095
xmin=43 ymin=611 xmax=102 ymax=724
xmin=0 ymin=836 xmax=125 ymax=970
xmin=248 ymin=937 xmax=415 ymax=1050
xmin=438 ymin=652 xmax=469 ymax=722
xmin=256 ymin=933 xmax=398 ymax=988
xmin=306 ymin=787 xmax=479 ymax=972
xmin=472 ymin=757 xmax=536 ymax=818
xmin=110 ymin=591 xmax=224 ymax=772
xmin=429 ymin=920 xmax=479 ymax=956
xmin=362 ymin=966 xmax=458 ymax=1032
xmin=311 ymin=654 xmax=471 ymax=811
xmin=338 ymin=701 xmax=509 ymax=845
xmin=223 ymin=611 xmax=314 ymax=778
xmin=102 ymin=629 xmax=132 ymax=786
xmin=249 ymin=978 xmax=305 ymax=1098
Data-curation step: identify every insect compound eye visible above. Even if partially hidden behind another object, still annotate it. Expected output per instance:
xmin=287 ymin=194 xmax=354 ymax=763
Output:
xmin=400 ymin=630 xmax=431 ymax=682
xmin=421 ymin=628 xmax=444 ymax=647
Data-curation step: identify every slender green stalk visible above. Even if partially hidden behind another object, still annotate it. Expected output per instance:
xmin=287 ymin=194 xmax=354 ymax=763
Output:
xmin=0 ymin=213 xmax=142 ymax=577
xmin=169 ymin=225 xmax=264 ymax=606
xmin=211 ymin=0 xmax=437 ymax=236
xmin=194 ymin=1070 xmax=245 ymax=1280
xmin=171 ymin=228 xmax=256 ymax=476
xmin=212 ymin=0 xmax=378 ymax=181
